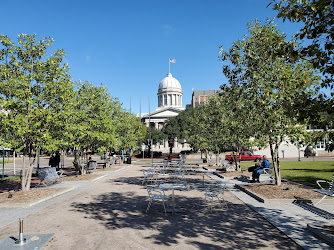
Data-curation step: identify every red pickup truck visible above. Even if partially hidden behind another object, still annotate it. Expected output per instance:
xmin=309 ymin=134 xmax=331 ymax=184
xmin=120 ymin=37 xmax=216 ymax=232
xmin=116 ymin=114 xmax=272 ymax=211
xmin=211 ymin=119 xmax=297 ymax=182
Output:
xmin=225 ymin=151 xmax=262 ymax=162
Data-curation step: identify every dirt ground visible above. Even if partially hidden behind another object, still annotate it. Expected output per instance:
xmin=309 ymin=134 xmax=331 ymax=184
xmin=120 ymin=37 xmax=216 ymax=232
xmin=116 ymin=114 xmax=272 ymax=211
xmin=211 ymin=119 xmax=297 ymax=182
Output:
xmin=0 ymin=166 xmax=122 ymax=204
xmin=241 ymin=183 xmax=324 ymax=199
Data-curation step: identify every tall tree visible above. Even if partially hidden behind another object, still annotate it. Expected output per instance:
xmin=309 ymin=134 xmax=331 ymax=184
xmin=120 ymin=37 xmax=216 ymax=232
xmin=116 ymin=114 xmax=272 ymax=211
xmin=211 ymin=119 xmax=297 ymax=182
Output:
xmin=220 ymin=20 xmax=320 ymax=185
xmin=0 ymin=34 xmax=73 ymax=190
xmin=270 ymin=0 xmax=334 ymax=152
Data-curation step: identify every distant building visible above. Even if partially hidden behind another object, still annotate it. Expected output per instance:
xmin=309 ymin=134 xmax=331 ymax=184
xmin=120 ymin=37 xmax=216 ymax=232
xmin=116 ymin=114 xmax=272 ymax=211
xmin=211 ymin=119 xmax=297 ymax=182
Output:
xmin=141 ymin=73 xmax=190 ymax=152
xmin=191 ymin=90 xmax=219 ymax=108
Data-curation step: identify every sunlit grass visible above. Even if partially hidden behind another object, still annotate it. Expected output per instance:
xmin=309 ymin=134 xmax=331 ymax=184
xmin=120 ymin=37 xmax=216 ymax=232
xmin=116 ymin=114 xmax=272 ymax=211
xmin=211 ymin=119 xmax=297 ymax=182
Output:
xmin=0 ymin=161 xmax=13 ymax=164
xmin=0 ymin=176 xmax=20 ymax=183
xmin=240 ymin=161 xmax=334 ymax=188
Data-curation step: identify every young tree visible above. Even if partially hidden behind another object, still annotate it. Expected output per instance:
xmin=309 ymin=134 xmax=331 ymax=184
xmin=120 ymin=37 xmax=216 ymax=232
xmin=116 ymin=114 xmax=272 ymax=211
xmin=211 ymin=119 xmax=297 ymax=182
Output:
xmin=0 ymin=34 xmax=74 ymax=190
xmin=217 ymin=84 xmax=261 ymax=170
xmin=220 ymin=20 xmax=320 ymax=185
xmin=270 ymin=0 xmax=334 ymax=152
xmin=115 ymin=111 xmax=146 ymax=154
xmin=67 ymin=81 xmax=126 ymax=172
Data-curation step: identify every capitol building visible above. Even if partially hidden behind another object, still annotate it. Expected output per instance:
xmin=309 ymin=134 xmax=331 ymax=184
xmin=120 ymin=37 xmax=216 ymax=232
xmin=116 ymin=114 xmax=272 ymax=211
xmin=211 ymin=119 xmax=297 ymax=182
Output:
xmin=141 ymin=72 xmax=191 ymax=152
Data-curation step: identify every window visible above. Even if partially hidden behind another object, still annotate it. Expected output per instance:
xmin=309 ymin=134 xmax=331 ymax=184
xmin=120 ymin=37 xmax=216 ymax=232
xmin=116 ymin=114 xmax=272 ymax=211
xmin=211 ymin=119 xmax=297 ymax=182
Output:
xmin=164 ymin=95 xmax=167 ymax=106
xmin=158 ymin=96 xmax=162 ymax=106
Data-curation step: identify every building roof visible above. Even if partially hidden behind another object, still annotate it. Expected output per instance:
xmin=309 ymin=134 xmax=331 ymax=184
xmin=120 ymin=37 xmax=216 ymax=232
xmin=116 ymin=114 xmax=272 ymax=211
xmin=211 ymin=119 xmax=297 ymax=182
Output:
xmin=158 ymin=73 xmax=182 ymax=93
xmin=192 ymin=90 xmax=219 ymax=97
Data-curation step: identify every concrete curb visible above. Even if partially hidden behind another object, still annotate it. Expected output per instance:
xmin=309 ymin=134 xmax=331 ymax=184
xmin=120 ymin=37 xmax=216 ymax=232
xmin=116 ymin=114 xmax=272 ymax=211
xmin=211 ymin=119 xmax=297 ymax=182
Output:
xmin=307 ymin=224 xmax=334 ymax=247
xmin=0 ymin=187 xmax=75 ymax=208
xmin=234 ymin=184 xmax=334 ymax=204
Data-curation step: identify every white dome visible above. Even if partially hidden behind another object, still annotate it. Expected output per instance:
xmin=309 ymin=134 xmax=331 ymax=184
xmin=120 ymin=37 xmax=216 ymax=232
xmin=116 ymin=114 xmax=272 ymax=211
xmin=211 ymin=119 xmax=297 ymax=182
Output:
xmin=158 ymin=73 xmax=182 ymax=92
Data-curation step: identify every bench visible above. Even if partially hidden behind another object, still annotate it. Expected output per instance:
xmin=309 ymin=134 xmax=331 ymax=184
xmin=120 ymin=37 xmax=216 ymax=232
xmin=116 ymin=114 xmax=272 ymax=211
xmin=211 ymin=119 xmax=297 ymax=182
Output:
xmin=259 ymin=164 xmax=275 ymax=183
xmin=85 ymin=161 xmax=97 ymax=174
xmin=37 ymin=167 xmax=63 ymax=187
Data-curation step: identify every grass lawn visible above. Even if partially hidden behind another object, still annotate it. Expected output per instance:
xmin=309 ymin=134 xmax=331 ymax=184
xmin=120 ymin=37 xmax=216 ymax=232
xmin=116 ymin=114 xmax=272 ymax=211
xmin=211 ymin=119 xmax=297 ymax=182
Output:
xmin=0 ymin=161 xmax=13 ymax=164
xmin=240 ymin=161 xmax=334 ymax=188
xmin=0 ymin=176 xmax=20 ymax=183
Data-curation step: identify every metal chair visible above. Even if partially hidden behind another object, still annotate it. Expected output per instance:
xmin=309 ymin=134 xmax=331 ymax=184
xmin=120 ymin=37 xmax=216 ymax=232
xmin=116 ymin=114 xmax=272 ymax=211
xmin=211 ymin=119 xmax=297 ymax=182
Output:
xmin=146 ymin=186 xmax=168 ymax=214
xmin=174 ymin=166 xmax=187 ymax=183
xmin=204 ymin=182 xmax=228 ymax=212
xmin=142 ymin=169 xmax=158 ymax=185
xmin=315 ymin=173 xmax=334 ymax=205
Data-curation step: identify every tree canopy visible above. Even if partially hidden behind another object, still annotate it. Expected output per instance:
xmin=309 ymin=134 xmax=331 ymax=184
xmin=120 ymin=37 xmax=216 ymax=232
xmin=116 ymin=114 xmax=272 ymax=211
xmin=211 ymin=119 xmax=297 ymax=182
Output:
xmin=220 ymin=20 xmax=320 ymax=185
xmin=0 ymin=34 xmax=145 ymax=188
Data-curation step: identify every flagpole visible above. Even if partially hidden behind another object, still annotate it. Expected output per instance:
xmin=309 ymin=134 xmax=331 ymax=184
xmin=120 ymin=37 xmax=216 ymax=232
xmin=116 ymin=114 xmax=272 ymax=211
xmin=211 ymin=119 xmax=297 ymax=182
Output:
xmin=169 ymin=58 xmax=170 ymax=74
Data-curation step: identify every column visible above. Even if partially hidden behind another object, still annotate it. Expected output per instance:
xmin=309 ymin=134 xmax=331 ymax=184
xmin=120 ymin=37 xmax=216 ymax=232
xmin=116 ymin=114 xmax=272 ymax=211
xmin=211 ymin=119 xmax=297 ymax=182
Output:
xmin=174 ymin=137 xmax=178 ymax=148
xmin=155 ymin=122 xmax=158 ymax=129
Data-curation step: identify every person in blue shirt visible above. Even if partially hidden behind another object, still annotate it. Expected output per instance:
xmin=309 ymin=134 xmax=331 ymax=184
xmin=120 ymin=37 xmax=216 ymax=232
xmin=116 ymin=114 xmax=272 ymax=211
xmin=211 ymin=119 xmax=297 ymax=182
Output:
xmin=251 ymin=155 xmax=270 ymax=183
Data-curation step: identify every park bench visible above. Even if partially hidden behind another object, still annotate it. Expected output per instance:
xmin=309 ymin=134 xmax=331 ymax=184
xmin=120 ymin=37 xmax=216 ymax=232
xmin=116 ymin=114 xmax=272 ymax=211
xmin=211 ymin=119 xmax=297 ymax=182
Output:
xmin=85 ymin=161 xmax=97 ymax=174
xmin=259 ymin=164 xmax=275 ymax=183
xmin=36 ymin=167 xmax=63 ymax=187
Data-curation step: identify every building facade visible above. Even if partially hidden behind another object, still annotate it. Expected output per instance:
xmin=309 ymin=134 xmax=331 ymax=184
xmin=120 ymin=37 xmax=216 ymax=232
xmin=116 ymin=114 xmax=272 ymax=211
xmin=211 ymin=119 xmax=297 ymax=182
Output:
xmin=141 ymin=73 xmax=191 ymax=152
xmin=191 ymin=90 xmax=219 ymax=108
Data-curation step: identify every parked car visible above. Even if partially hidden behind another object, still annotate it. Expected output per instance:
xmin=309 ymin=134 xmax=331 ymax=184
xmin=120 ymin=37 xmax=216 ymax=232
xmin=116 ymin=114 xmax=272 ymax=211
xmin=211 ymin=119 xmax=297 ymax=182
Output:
xmin=225 ymin=151 xmax=262 ymax=162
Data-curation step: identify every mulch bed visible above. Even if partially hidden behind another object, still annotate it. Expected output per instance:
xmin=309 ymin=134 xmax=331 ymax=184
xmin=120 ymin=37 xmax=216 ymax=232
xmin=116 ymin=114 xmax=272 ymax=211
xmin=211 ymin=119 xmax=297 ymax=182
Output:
xmin=0 ymin=188 xmax=64 ymax=204
xmin=0 ymin=165 xmax=122 ymax=204
xmin=242 ymin=183 xmax=324 ymax=200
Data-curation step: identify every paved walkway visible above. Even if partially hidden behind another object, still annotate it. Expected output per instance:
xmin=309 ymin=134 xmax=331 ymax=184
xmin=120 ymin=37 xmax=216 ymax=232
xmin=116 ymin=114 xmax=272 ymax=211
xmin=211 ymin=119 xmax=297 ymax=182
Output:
xmin=206 ymin=170 xmax=334 ymax=250
xmin=0 ymin=164 xmax=332 ymax=249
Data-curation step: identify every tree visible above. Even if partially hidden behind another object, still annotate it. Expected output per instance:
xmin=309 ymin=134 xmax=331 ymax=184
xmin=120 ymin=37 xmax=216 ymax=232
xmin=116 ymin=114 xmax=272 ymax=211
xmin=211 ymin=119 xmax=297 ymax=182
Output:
xmin=0 ymin=34 xmax=74 ymax=190
xmin=162 ymin=107 xmax=195 ymax=154
xmin=115 ymin=111 xmax=145 ymax=154
xmin=220 ymin=20 xmax=320 ymax=185
xmin=270 ymin=0 xmax=334 ymax=152
xmin=270 ymin=0 xmax=334 ymax=89
xmin=217 ymin=84 xmax=263 ymax=170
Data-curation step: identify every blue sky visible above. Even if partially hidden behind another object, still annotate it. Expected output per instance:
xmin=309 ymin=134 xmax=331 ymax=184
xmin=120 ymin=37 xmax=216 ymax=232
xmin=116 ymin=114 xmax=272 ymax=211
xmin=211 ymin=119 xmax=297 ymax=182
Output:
xmin=1 ymin=0 xmax=307 ymax=115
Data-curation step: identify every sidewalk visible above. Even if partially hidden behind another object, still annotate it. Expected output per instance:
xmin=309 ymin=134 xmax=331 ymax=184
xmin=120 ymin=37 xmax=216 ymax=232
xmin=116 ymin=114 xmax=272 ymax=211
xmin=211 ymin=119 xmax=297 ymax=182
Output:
xmin=206 ymin=170 xmax=334 ymax=249
xmin=0 ymin=164 xmax=332 ymax=249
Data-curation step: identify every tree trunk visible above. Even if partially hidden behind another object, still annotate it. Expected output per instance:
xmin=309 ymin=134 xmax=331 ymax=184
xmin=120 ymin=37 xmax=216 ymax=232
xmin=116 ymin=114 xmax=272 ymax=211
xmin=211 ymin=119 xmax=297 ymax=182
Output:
xmin=270 ymin=142 xmax=282 ymax=186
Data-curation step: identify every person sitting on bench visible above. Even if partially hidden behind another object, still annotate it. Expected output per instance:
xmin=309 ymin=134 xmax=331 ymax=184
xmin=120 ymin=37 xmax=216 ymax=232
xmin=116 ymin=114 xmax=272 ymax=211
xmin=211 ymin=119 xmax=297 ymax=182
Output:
xmin=251 ymin=155 xmax=269 ymax=183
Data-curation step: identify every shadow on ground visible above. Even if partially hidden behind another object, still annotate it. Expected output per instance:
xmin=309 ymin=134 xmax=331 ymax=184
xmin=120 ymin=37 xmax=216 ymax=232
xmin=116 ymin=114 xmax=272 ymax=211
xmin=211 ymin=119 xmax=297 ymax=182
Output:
xmin=71 ymin=170 xmax=301 ymax=249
